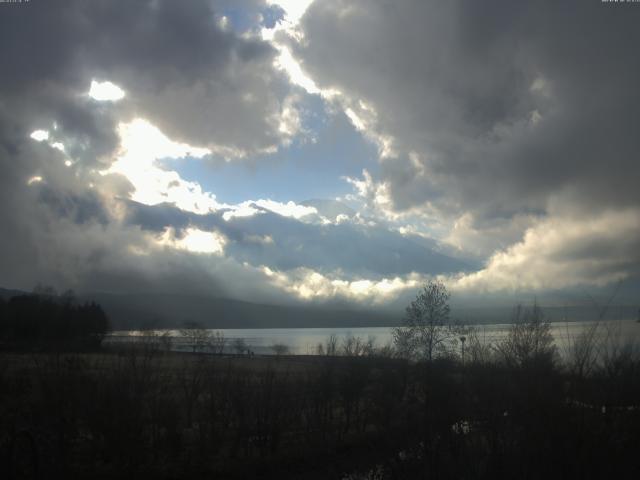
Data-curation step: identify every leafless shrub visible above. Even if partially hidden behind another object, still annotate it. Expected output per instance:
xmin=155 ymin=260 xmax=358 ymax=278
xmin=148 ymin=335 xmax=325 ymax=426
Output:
xmin=496 ymin=303 xmax=556 ymax=368
xmin=562 ymin=320 xmax=602 ymax=378
xmin=563 ymin=284 xmax=623 ymax=378
xmin=599 ymin=321 xmax=639 ymax=380
xmin=270 ymin=343 xmax=289 ymax=356
xmin=180 ymin=321 xmax=214 ymax=353
xmin=232 ymin=337 xmax=248 ymax=355
xmin=210 ymin=330 xmax=226 ymax=354
xmin=342 ymin=334 xmax=365 ymax=357
xmin=316 ymin=334 xmax=339 ymax=356
xmin=463 ymin=326 xmax=496 ymax=365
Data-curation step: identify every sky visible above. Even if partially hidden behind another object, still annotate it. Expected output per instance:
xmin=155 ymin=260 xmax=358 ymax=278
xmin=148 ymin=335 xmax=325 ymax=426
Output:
xmin=1 ymin=0 xmax=639 ymax=312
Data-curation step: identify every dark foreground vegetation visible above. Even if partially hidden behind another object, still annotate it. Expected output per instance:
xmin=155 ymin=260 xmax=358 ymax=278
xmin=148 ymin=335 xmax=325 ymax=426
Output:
xmin=0 ymin=290 xmax=109 ymax=351
xmin=1 ymin=337 xmax=639 ymax=479
xmin=1 ymin=283 xmax=638 ymax=479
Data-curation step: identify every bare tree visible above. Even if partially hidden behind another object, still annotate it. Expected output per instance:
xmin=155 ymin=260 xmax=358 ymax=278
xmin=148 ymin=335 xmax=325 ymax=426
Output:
xmin=563 ymin=320 xmax=601 ymax=378
xmin=463 ymin=326 xmax=495 ymax=365
xmin=210 ymin=330 xmax=226 ymax=355
xmin=599 ymin=320 xmax=639 ymax=380
xmin=180 ymin=321 xmax=212 ymax=353
xmin=136 ymin=329 xmax=168 ymax=358
xmin=497 ymin=303 xmax=556 ymax=368
xmin=362 ymin=335 xmax=377 ymax=356
xmin=270 ymin=343 xmax=289 ymax=356
xmin=341 ymin=334 xmax=364 ymax=357
xmin=563 ymin=284 xmax=622 ymax=377
xmin=317 ymin=334 xmax=338 ymax=356
xmin=232 ymin=337 xmax=248 ymax=355
xmin=326 ymin=334 xmax=338 ymax=356
xmin=159 ymin=331 xmax=173 ymax=352
xmin=392 ymin=280 xmax=458 ymax=361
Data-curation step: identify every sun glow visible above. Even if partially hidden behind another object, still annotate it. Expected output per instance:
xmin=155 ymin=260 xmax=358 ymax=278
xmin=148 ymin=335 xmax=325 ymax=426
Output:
xmin=274 ymin=46 xmax=322 ymax=95
xmin=88 ymin=80 xmax=126 ymax=101
xmin=266 ymin=0 xmax=314 ymax=25
xmin=262 ymin=266 xmax=423 ymax=303
xmin=30 ymin=130 xmax=49 ymax=141
xmin=27 ymin=175 xmax=43 ymax=185
xmin=105 ymin=119 xmax=218 ymax=214
xmin=158 ymin=227 xmax=226 ymax=255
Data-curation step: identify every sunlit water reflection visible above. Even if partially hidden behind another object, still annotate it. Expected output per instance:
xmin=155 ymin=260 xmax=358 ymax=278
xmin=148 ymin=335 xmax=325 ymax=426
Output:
xmin=107 ymin=319 xmax=640 ymax=356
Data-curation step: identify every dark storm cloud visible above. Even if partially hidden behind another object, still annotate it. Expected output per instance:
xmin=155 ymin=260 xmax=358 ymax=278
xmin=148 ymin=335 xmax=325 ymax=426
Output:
xmin=279 ymin=0 xmax=640 ymax=292
xmin=37 ymin=187 xmax=110 ymax=226
xmin=0 ymin=124 xmax=229 ymax=298
xmin=0 ymin=0 xmax=288 ymax=156
xmin=0 ymin=0 xmax=261 ymax=86
xmin=294 ymin=0 xmax=640 ymax=217
xmin=3 ymin=0 xmax=636 ymax=304
xmin=0 ymin=0 xmax=294 ymax=298
xmin=0 ymin=108 xmax=107 ymax=288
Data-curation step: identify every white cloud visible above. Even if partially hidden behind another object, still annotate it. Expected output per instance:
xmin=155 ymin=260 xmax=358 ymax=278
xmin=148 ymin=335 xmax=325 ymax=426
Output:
xmin=30 ymin=129 xmax=68 ymax=156
xmin=30 ymin=130 xmax=49 ymax=142
xmin=27 ymin=175 xmax=43 ymax=185
xmin=267 ymin=0 xmax=315 ymax=26
xmin=157 ymin=227 xmax=226 ymax=255
xmin=88 ymin=80 xmax=126 ymax=101
xmin=265 ymin=1 xmax=399 ymax=163
xmin=262 ymin=266 xmax=423 ymax=303
xmin=222 ymin=202 xmax=259 ymax=221
xmin=450 ymin=209 xmax=640 ymax=293
xmin=245 ymin=234 xmax=274 ymax=245
xmin=342 ymin=99 xmax=396 ymax=157
xmin=343 ymin=169 xmax=394 ymax=214
xmin=104 ymin=119 xmax=221 ymax=214
xmin=275 ymin=93 xmax=303 ymax=145
xmin=222 ymin=199 xmax=317 ymax=221
xmin=255 ymin=199 xmax=317 ymax=218
xmin=273 ymin=45 xmax=324 ymax=95
xmin=103 ymin=119 xmax=323 ymax=225
xmin=262 ymin=1 xmax=341 ymax=100
xmin=444 ymin=212 xmax=539 ymax=258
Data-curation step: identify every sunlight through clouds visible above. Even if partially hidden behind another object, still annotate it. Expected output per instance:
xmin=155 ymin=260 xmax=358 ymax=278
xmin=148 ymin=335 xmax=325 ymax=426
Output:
xmin=222 ymin=199 xmax=317 ymax=221
xmin=273 ymin=46 xmax=323 ymax=95
xmin=88 ymin=80 xmax=125 ymax=101
xmin=3 ymin=0 xmax=640 ymax=316
xmin=105 ymin=119 xmax=320 ymax=222
xmin=27 ymin=176 xmax=43 ymax=186
xmin=262 ymin=266 xmax=423 ymax=303
xmin=158 ymin=227 xmax=226 ymax=255
xmin=267 ymin=0 xmax=315 ymax=25
xmin=30 ymin=130 xmax=49 ymax=142
xmin=448 ymin=209 xmax=640 ymax=293
xmin=262 ymin=0 xmax=340 ymax=99
xmin=105 ymin=119 xmax=220 ymax=214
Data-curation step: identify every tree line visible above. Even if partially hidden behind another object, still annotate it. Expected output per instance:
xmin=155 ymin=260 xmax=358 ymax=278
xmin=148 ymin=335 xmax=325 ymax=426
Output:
xmin=0 ymin=287 xmax=109 ymax=350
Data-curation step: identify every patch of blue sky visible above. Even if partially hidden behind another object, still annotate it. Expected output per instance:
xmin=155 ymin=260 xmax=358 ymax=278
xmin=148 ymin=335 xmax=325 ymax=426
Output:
xmin=162 ymin=97 xmax=380 ymax=205
xmin=260 ymin=4 xmax=286 ymax=29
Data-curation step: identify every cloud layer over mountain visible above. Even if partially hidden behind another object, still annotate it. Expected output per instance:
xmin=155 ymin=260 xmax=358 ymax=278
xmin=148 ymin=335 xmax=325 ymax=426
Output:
xmin=1 ymin=0 xmax=638 ymax=313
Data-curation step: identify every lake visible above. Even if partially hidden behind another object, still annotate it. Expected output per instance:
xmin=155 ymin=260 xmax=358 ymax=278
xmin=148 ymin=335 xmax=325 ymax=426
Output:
xmin=107 ymin=319 xmax=640 ymax=356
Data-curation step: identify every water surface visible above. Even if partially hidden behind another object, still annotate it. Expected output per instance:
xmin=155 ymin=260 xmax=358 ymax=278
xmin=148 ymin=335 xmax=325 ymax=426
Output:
xmin=108 ymin=319 xmax=640 ymax=356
